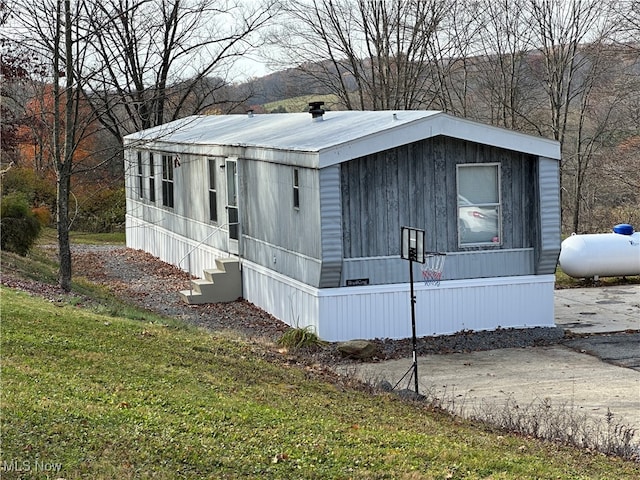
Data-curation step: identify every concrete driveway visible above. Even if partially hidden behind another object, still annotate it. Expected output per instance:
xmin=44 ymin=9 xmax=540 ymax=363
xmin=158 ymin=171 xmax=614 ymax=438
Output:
xmin=554 ymin=284 xmax=640 ymax=335
xmin=340 ymin=285 xmax=640 ymax=435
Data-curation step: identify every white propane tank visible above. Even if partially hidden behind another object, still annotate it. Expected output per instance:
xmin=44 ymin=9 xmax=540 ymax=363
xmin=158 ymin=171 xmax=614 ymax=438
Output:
xmin=559 ymin=224 xmax=640 ymax=278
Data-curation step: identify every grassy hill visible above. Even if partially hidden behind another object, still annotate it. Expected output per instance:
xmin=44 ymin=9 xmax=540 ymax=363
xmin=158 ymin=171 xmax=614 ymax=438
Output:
xmin=1 ymin=245 xmax=639 ymax=478
xmin=263 ymin=93 xmax=340 ymax=113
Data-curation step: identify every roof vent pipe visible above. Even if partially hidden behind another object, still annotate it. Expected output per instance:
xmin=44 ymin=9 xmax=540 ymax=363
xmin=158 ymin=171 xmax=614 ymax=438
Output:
xmin=247 ymin=109 xmax=254 ymax=118
xmin=308 ymin=101 xmax=325 ymax=121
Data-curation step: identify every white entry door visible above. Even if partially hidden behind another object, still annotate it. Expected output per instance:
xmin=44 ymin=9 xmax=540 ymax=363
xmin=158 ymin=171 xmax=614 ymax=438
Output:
xmin=225 ymin=159 xmax=239 ymax=254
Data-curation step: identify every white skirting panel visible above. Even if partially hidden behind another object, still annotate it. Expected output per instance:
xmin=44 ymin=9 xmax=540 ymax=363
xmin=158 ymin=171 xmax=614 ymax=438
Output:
xmin=243 ymin=259 xmax=555 ymax=342
xmin=126 ymin=216 xmax=231 ymax=277
xmin=241 ymin=260 xmax=321 ymax=332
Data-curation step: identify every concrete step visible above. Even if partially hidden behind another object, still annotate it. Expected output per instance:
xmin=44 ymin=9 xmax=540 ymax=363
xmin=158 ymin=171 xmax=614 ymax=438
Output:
xmin=179 ymin=258 xmax=242 ymax=304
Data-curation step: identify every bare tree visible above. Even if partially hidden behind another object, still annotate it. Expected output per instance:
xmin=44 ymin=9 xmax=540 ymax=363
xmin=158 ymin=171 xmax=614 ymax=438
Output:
xmin=525 ymin=0 xmax=625 ymax=232
xmin=471 ymin=0 xmax=542 ymax=131
xmin=618 ymin=0 xmax=640 ymax=47
xmin=425 ymin=0 xmax=483 ymax=116
xmin=13 ymin=0 xmax=102 ymax=290
xmin=0 ymin=2 xmax=48 ymax=169
xmin=274 ymin=0 xmax=447 ymax=110
xmin=11 ymin=0 xmax=276 ymax=289
xmin=526 ymin=0 xmax=606 ymax=144
xmin=84 ymin=0 xmax=277 ymax=141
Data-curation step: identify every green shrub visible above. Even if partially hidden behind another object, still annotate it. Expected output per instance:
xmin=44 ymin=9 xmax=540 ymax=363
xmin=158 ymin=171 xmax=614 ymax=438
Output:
xmin=74 ymin=187 xmax=126 ymax=233
xmin=1 ymin=166 xmax=56 ymax=208
xmin=1 ymin=193 xmax=42 ymax=256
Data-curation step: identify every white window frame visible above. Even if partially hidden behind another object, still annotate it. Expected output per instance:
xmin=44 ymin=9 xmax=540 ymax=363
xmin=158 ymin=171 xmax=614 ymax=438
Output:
xmin=293 ymin=168 xmax=300 ymax=209
xmin=208 ymin=158 xmax=218 ymax=223
xmin=456 ymin=163 xmax=502 ymax=247
xmin=149 ymin=153 xmax=156 ymax=203
xmin=136 ymin=151 xmax=144 ymax=199
xmin=161 ymin=154 xmax=174 ymax=208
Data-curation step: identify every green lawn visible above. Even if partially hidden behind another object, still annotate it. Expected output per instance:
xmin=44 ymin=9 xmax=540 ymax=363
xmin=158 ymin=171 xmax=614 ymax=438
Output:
xmin=2 ymin=287 xmax=639 ymax=479
xmin=36 ymin=228 xmax=126 ymax=246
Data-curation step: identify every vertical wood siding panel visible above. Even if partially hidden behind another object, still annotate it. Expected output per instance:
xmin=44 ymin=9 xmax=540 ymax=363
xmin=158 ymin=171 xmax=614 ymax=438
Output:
xmin=397 ymin=146 xmax=411 ymax=240
xmin=433 ymin=138 xmax=448 ymax=252
xmin=382 ymin=153 xmax=391 ymax=255
xmin=445 ymin=138 xmax=460 ymax=250
xmin=351 ymin=160 xmax=363 ymax=257
xmin=385 ymin=150 xmax=398 ymax=255
xmin=524 ymin=158 xmax=536 ymax=247
xmin=423 ymin=141 xmax=437 ymax=252
xmin=360 ymin=157 xmax=370 ymax=256
xmin=372 ymin=154 xmax=383 ymax=255
xmin=408 ymin=143 xmax=420 ymax=238
xmin=501 ymin=150 xmax=514 ymax=248
xmin=518 ymin=153 xmax=532 ymax=248
xmin=341 ymin=164 xmax=352 ymax=258
xmin=370 ymin=156 xmax=380 ymax=254
xmin=408 ymin=143 xmax=422 ymax=240
xmin=406 ymin=143 xmax=417 ymax=227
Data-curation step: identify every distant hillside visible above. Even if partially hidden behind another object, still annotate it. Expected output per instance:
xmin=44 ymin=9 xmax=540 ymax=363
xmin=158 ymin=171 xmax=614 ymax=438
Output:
xmin=241 ymin=67 xmax=323 ymax=107
xmin=262 ymin=94 xmax=340 ymax=113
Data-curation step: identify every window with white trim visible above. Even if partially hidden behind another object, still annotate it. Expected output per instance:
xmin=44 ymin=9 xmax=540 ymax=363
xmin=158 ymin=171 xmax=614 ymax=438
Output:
xmin=208 ymin=158 xmax=217 ymax=222
xmin=162 ymin=154 xmax=174 ymax=208
xmin=136 ymin=151 xmax=144 ymax=198
xmin=149 ymin=153 xmax=156 ymax=202
xmin=293 ymin=168 xmax=300 ymax=209
xmin=457 ymin=163 xmax=501 ymax=246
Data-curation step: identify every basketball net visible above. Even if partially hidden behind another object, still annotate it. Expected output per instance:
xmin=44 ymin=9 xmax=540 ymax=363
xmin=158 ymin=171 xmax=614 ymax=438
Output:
xmin=420 ymin=253 xmax=445 ymax=286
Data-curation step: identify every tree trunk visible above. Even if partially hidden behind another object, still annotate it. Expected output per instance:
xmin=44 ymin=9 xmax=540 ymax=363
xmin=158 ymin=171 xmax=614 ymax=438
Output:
xmin=57 ymin=0 xmax=74 ymax=292
xmin=57 ymin=169 xmax=72 ymax=291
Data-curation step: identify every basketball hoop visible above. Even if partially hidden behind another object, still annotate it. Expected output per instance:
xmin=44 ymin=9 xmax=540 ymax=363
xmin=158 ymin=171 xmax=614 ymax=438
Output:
xmin=420 ymin=252 xmax=446 ymax=286
xmin=398 ymin=227 xmax=447 ymax=397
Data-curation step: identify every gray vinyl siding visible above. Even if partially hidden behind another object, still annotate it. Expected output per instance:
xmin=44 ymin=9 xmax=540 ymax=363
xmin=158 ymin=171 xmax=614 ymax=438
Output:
xmin=318 ymin=166 xmax=343 ymax=287
xmin=340 ymin=136 xmax=540 ymax=282
xmin=242 ymin=158 xmax=323 ymax=286
xmin=535 ymin=157 xmax=562 ymax=274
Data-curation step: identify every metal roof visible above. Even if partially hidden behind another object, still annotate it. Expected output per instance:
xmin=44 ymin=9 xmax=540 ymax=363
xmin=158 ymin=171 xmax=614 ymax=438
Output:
xmin=124 ymin=110 xmax=561 ymax=167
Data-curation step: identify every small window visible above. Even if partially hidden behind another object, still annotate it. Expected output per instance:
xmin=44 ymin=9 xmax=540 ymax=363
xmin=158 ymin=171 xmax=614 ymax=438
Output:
xmin=457 ymin=163 xmax=501 ymax=246
xmin=162 ymin=154 xmax=174 ymax=208
xmin=149 ymin=153 xmax=156 ymax=202
xmin=136 ymin=151 xmax=144 ymax=198
xmin=208 ymin=158 xmax=217 ymax=222
xmin=293 ymin=168 xmax=300 ymax=209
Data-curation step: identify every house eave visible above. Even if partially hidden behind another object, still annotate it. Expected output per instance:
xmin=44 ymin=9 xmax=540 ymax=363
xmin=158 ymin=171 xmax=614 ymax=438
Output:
xmin=316 ymin=112 xmax=560 ymax=168
xmin=123 ymin=111 xmax=561 ymax=168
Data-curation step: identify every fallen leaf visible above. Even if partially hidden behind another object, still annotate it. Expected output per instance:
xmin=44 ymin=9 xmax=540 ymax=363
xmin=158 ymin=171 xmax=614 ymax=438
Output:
xmin=272 ymin=453 xmax=288 ymax=463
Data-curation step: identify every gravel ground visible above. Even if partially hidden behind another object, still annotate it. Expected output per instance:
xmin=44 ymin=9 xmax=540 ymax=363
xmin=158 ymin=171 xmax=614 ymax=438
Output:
xmin=4 ymin=244 xmax=566 ymax=367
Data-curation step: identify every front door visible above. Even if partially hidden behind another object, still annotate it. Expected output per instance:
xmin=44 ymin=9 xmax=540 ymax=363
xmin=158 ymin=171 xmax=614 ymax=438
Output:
xmin=225 ymin=159 xmax=239 ymax=254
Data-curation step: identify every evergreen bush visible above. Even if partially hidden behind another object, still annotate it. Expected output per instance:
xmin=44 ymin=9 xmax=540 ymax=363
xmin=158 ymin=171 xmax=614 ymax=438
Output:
xmin=1 ymin=193 xmax=43 ymax=256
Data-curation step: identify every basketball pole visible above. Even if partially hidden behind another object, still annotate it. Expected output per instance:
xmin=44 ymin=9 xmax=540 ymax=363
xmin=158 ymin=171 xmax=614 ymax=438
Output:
xmin=409 ymin=257 xmax=419 ymax=395
xmin=398 ymin=226 xmax=428 ymax=396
